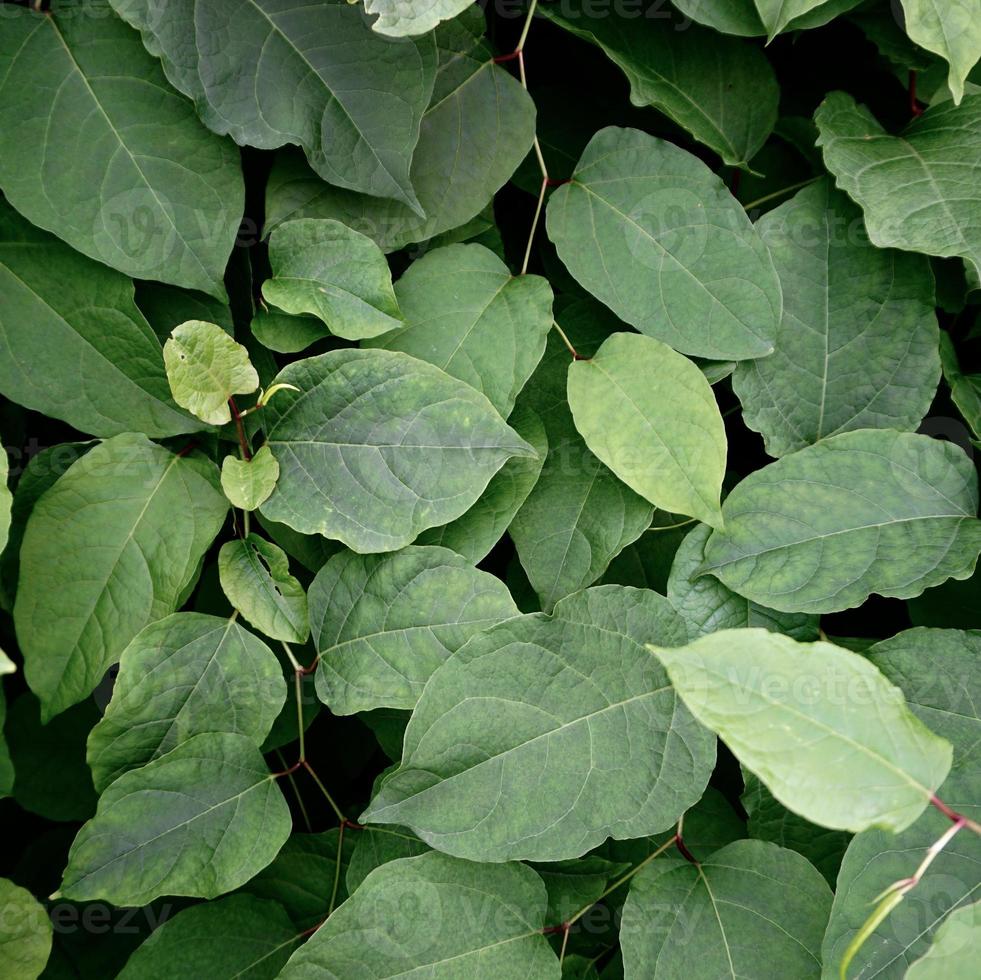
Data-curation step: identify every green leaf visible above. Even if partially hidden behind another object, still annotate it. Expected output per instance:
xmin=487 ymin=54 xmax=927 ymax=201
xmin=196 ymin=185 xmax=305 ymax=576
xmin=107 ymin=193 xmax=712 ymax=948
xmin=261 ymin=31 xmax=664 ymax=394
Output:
xmin=821 ymin=628 xmax=980 ymax=979
xmin=0 ymin=201 xmax=203 ymax=439
xmin=0 ymin=690 xmax=11 ymax=800
xmin=363 ymin=0 xmax=474 ymax=37
xmin=0 ymin=878 xmax=52 ymax=980
xmin=278 ymin=852 xmax=559 ymax=978
xmin=258 ymin=348 xmax=536 ymax=553
xmin=668 ymin=524 xmax=820 ymax=641
xmin=702 ymin=429 xmax=981 ymax=614
xmin=0 ymin=1 xmax=243 ymax=298
xmin=650 ymin=629 xmax=953 ymax=833
xmin=546 ymin=127 xmax=781 ymax=360
xmin=59 ymin=732 xmax=291 ymax=906
xmin=899 ymin=1 xmax=981 ymax=103
xmin=7 ymin=693 xmax=98 ymax=822
xmin=531 ymin=856 xmax=630 ymax=925
xmin=164 ymin=320 xmax=259 ymax=426
xmin=510 ymin=306 xmax=654 ymax=611
xmin=86 ymin=612 xmax=286 ymax=793
xmin=111 ymin=0 xmax=436 ymax=214
xmin=262 ymin=219 xmax=402 ymax=342
xmin=733 ymin=179 xmax=940 ymax=456
xmin=941 ymin=332 xmax=981 ymax=442
xmin=674 ymin=0 xmax=862 ymax=35
xmin=906 ymin=900 xmax=980 ymax=979
xmin=240 ymin=829 xmax=356 ymax=930
xmin=362 ymin=586 xmax=714 ymax=862
xmin=417 ymin=405 xmax=547 ymax=563
xmin=309 ymin=544 xmax=519 ymax=714
xmin=218 ymin=535 xmax=309 ymax=644
xmin=621 ymin=840 xmax=832 ymax=980
xmin=221 ymin=447 xmax=280 ymax=512
xmin=250 ymin=309 xmax=328 ymax=355
xmin=815 ymin=92 xmax=981 ymax=279
xmin=264 ymin=10 xmax=535 ymax=252
xmin=366 ymin=243 xmax=553 ymax=416
xmin=14 ymin=434 xmax=228 ymax=720
xmin=0 ymin=438 xmax=9 ymax=557
xmin=117 ymin=895 xmax=298 ymax=980
xmin=567 ymin=332 xmax=727 ymax=527
xmin=542 ymin=1 xmax=779 ymax=167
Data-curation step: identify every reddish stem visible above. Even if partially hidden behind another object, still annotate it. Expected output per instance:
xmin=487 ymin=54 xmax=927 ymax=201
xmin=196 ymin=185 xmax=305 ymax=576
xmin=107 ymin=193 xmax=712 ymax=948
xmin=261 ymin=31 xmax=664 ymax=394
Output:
xmin=493 ymin=49 xmax=522 ymax=63
xmin=909 ymin=71 xmax=924 ymax=117
xmin=176 ymin=441 xmax=198 ymax=458
xmin=675 ymin=833 xmax=698 ymax=865
xmin=545 ymin=177 xmax=571 ymax=187
xmin=271 ymin=759 xmax=303 ymax=778
xmin=228 ymin=397 xmax=252 ymax=461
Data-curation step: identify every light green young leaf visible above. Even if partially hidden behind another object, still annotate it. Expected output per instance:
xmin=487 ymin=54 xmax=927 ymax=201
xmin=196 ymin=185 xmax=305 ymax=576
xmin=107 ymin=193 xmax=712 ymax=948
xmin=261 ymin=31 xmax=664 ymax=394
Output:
xmin=111 ymin=0 xmax=436 ymax=214
xmin=221 ymin=447 xmax=280 ymax=512
xmin=702 ymin=429 xmax=981 ymax=614
xmin=816 ymin=92 xmax=981 ymax=278
xmin=364 ymin=0 xmax=475 ymax=37
xmin=546 ymin=127 xmax=781 ymax=360
xmin=821 ymin=627 xmax=980 ymax=979
xmin=86 ymin=613 xmax=286 ymax=793
xmin=621 ymin=840 xmax=832 ymax=980
xmin=899 ymin=1 xmax=981 ymax=103
xmin=733 ymin=179 xmax=940 ymax=456
xmin=242 ymin=830 xmax=356 ymax=929
xmin=567 ymin=332 xmax=726 ymax=527
xmin=650 ymin=629 xmax=953 ymax=833
xmin=906 ymin=901 xmax=980 ymax=979
xmin=668 ymin=524 xmax=819 ymax=642
xmin=279 ymin=852 xmax=559 ymax=978
xmin=363 ymin=586 xmax=714 ymax=862
xmin=264 ymin=10 xmax=535 ymax=252
xmin=262 ymin=219 xmax=402 ymax=341
xmin=510 ymin=305 xmax=654 ymax=611
xmin=0 ymin=1 xmax=243 ymax=298
xmin=218 ymin=535 xmax=309 ymax=644
xmin=0 ymin=201 xmax=204 ymax=439
xmin=0 ymin=878 xmax=52 ymax=980
xmin=14 ymin=434 xmax=228 ymax=721
xmin=366 ymin=243 xmax=553 ymax=416
xmin=417 ymin=405 xmax=547 ymax=563
xmin=258 ymin=349 xmax=536 ymax=553
xmin=250 ymin=309 xmax=327 ymax=355
xmin=941 ymin=332 xmax=981 ymax=442
xmin=309 ymin=545 xmax=519 ymax=714
xmin=542 ymin=1 xmax=779 ymax=167
xmin=60 ymin=733 xmax=291 ymax=907
xmin=164 ymin=320 xmax=259 ymax=426
xmin=117 ymin=895 xmax=298 ymax=980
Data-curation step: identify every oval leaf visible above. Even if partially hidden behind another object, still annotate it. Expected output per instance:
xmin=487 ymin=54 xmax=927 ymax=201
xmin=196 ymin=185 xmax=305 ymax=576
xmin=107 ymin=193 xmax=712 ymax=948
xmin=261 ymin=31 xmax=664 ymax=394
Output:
xmin=220 ymin=446 xmax=280 ymax=512
xmin=0 ymin=877 xmax=52 ymax=980
xmin=164 ymin=320 xmax=259 ymax=426
xmin=567 ymin=332 xmax=727 ymax=527
xmin=733 ymin=179 xmax=940 ymax=456
xmin=86 ymin=613 xmax=286 ymax=793
xmin=258 ymin=348 xmax=536 ymax=553
xmin=59 ymin=733 xmax=291 ymax=907
xmin=14 ymin=434 xmax=228 ymax=720
xmin=702 ymin=429 xmax=981 ymax=614
xmin=650 ymin=629 xmax=953 ymax=833
xmin=262 ymin=218 xmax=402 ymax=341
xmin=546 ymin=126 xmax=781 ymax=360
xmin=218 ymin=535 xmax=309 ymax=644
xmin=362 ymin=586 xmax=714 ymax=862
xmin=310 ymin=544 xmax=519 ymax=714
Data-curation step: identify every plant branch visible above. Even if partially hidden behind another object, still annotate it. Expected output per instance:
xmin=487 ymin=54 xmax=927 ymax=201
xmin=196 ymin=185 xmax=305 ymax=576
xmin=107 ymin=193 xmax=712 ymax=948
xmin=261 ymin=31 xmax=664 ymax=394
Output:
xmin=228 ymin=397 xmax=252 ymax=461
xmin=931 ymin=795 xmax=981 ymax=835
xmin=742 ymin=177 xmax=820 ymax=212
xmin=551 ymin=320 xmax=582 ymax=361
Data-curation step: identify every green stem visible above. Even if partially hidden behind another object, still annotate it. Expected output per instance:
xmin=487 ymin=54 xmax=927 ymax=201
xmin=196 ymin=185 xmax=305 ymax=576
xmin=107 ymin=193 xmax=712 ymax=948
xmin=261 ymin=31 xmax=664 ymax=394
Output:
xmin=303 ymin=760 xmax=346 ymax=824
xmin=742 ymin=177 xmax=820 ymax=211
xmin=328 ymin=821 xmax=346 ymax=917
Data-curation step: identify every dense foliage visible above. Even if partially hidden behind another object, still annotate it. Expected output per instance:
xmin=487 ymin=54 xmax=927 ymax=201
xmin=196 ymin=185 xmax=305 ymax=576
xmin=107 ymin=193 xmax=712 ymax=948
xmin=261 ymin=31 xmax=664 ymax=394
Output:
xmin=1 ymin=1 xmax=979 ymax=977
